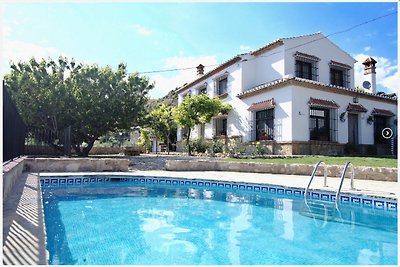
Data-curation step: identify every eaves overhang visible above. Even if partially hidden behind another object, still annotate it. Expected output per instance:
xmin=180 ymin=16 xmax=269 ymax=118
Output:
xmin=237 ymin=77 xmax=398 ymax=104
xmin=176 ymin=56 xmax=242 ymax=94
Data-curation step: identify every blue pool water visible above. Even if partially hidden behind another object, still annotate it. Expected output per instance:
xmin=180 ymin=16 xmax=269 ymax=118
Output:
xmin=42 ymin=179 xmax=397 ymax=265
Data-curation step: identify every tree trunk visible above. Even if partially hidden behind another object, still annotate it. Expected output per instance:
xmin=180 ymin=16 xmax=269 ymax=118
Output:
xmin=224 ymin=134 xmax=228 ymax=154
xmin=81 ymin=138 xmax=96 ymax=157
xmin=73 ymin=143 xmax=83 ymax=157
xmin=73 ymin=138 xmax=96 ymax=157
xmin=167 ymin=130 xmax=170 ymax=155
xmin=155 ymin=136 xmax=158 ymax=154
xmin=186 ymin=128 xmax=192 ymax=156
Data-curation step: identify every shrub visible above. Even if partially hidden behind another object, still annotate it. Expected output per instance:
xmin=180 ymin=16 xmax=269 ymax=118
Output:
xmin=227 ymin=138 xmax=246 ymax=155
xmin=212 ymin=138 xmax=224 ymax=154
xmin=137 ymin=129 xmax=151 ymax=152
xmin=255 ymin=142 xmax=266 ymax=155
xmin=191 ymin=138 xmax=209 ymax=153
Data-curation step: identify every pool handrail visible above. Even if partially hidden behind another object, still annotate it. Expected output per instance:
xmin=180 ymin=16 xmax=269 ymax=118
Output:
xmin=335 ymin=161 xmax=355 ymax=206
xmin=304 ymin=160 xmax=327 ymax=199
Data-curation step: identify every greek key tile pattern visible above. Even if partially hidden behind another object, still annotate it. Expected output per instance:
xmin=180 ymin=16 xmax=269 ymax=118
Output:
xmin=40 ymin=175 xmax=397 ymax=212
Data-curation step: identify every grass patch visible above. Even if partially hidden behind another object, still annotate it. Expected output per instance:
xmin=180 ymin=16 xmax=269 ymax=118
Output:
xmin=225 ymin=156 xmax=397 ymax=168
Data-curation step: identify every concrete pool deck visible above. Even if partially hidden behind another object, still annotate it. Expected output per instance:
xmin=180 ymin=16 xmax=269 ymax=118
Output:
xmin=3 ymin=170 xmax=398 ymax=265
xmin=2 ymin=173 xmax=47 ymax=265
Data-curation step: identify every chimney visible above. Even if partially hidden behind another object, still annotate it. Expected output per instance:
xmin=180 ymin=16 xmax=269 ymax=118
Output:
xmin=362 ymin=57 xmax=377 ymax=94
xmin=196 ymin=64 xmax=204 ymax=76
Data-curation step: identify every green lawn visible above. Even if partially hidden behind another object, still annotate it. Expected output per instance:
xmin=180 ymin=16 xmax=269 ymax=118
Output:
xmin=225 ymin=156 xmax=397 ymax=168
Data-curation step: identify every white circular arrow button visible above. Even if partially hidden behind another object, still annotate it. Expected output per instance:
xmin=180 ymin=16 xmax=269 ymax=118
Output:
xmin=382 ymin=128 xmax=393 ymax=139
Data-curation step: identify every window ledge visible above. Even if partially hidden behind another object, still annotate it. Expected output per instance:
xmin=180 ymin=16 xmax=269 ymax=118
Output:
xmin=217 ymin=92 xmax=229 ymax=99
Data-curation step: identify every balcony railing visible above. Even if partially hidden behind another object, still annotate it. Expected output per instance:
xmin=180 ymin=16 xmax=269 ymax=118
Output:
xmin=249 ymin=129 xmax=274 ymax=142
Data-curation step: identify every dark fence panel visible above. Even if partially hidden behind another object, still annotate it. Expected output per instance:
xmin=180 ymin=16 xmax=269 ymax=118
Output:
xmin=25 ymin=126 xmax=71 ymax=157
xmin=3 ymin=86 xmax=27 ymax=162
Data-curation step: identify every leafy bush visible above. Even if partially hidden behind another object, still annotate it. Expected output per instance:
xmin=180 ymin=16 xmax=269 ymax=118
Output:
xmin=137 ymin=129 xmax=151 ymax=152
xmin=227 ymin=138 xmax=247 ymax=155
xmin=190 ymin=138 xmax=209 ymax=153
xmin=212 ymin=138 xmax=225 ymax=154
xmin=255 ymin=142 xmax=266 ymax=155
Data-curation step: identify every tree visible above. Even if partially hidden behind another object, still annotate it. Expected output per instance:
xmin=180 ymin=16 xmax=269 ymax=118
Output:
xmin=174 ymin=94 xmax=231 ymax=155
xmin=149 ymin=104 xmax=177 ymax=154
xmin=4 ymin=57 xmax=153 ymax=156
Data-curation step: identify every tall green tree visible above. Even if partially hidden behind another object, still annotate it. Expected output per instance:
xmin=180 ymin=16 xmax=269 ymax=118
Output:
xmin=174 ymin=94 xmax=231 ymax=155
xmin=149 ymin=104 xmax=177 ymax=154
xmin=4 ymin=57 xmax=153 ymax=156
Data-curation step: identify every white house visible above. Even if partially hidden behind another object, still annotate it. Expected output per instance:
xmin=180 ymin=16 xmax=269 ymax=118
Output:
xmin=176 ymin=32 xmax=397 ymax=155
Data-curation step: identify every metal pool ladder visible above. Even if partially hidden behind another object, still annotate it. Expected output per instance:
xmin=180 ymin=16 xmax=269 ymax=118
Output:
xmin=335 ymin=161 xmax=355 ymax=207
xmin=300 ymin=161 xmax=355 ymax=222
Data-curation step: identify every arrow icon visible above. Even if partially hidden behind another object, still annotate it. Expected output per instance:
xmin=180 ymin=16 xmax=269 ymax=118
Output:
xmin=382 ymin=128 xmax=393 ymax=139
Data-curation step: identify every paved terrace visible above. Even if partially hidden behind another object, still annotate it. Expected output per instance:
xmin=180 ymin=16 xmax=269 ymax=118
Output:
xmin=2 ymin=155 xmax=398 ymax=265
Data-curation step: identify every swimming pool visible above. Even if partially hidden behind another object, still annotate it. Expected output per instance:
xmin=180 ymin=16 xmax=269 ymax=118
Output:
xmin=41 ymin=175 xmax=397 ymax=265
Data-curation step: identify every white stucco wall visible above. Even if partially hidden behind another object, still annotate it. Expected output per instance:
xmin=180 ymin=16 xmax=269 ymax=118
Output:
xmin=291 ymin=86 xmax=397 ymax=144
xmin=176 ymin=33 xmax=396 ymax=147
xmin=240 ymin=87 xmax=293 ymax=142
xmin=284 ymin=33 xmax=356 ymax=88
xmin=241 ymin=45 xmax=285 ymax=91
xmin=177 ymin=60 xmax=243 ymax=141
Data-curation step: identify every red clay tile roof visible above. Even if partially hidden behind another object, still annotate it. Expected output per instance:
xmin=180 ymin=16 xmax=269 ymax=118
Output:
xmin=251 ymin=40 xmax=284 ymax=56
xmin=236 ymin=77 xmax=397 ymax=104
xmin=363 ymin=57 xmax=377 ymax=65
xmin=329 ymin=60 xmax=352 ymax=70
xmin=250 ymin=32 xmax=323 ymax=56
xmin=176 ymin=56 xmax=241 ymax=94
xmin=308 ymin=97 xmax=339 ymax=109
xmin=371 ymin=108 xmax=395 ymax=117
xmin=347 ymin=103 xmax=368 ymax=113
xmin=177 ymin=32 xmax=356 ymax=96
xmin=248 ymin=98 xmax=275 ymax=111
xmin=294 ymin=51 xmax=321 ymax=61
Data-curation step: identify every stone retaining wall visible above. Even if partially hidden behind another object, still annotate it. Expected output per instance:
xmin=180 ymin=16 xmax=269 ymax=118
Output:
xmin=24 ymin=157 xmax=129 ymax=172
xmin=3 ymin=157 xmax=129 ymax=201
xmin=3 ymin=157 xmax=26 ymax=200
xmin=165 ymin=160 xmax=397 ymax=182
xmin=89 ymin=147 xmax=122 ymax=155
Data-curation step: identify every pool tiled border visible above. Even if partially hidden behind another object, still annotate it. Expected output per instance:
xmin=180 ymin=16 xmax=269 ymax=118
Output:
xmin=40 ymin=175 xmax=397 ymax=212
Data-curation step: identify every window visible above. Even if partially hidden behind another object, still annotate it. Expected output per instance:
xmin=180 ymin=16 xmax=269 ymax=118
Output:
xmin=295 ymin=60 xmax=313 ymax=80
xmin=198 ymin=86 xmax=207 ymax=95
xmin=215 ymin=75 xmax=228 ymax=97
xmin=329 ymin=61 xmax=351 ymax=87
xmin=255 ymin=109 xmax=274 ymax=141
xmin=330 ymin=68 xmax=344 ymax=87
xmin=309 ymin=108 xmax=336 ymax=141
xmin=218 ymin=77 xmax=228 ymax=95
xmin=294 ymin=51 xmax=320 ymax=81
xmin=215 ymin=117 xmax=227 ymax=136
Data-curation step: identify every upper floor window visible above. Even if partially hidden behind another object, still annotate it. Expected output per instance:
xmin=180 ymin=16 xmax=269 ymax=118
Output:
xmin=198 ymin=86 xmax=207 ymax=95
xmin=329 ymin=61 xmax=351 ymax=88
xmin=214 ymin=74 xmax=228 ymax=98
xmin=330 ymin=68 xmax=344 ymax=87
xmin=296 ymin=60 xmax=313 ymax=80
xmin=294 ymin=51 xmax=320 ymax=81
